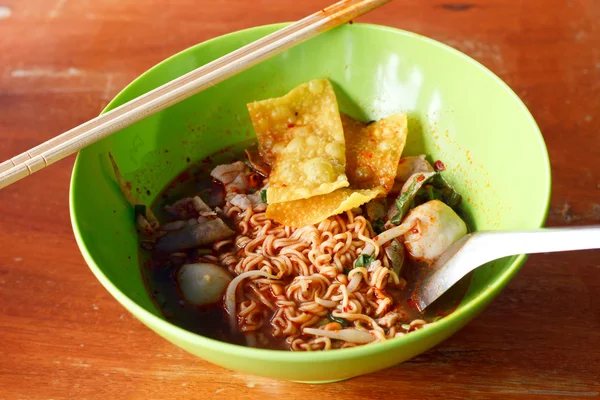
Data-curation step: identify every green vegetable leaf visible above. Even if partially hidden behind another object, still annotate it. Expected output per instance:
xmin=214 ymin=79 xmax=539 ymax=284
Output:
xmin=371 ymin=218 xmax=386 ymax=234
xmin=260 ymin=189 xmax=267 ymax=204
xmin=390 ymin=180 xmax=417 ymax=224
xmin=386 ymin=239 xmax=405 ymax=277
xmin=417 ymin=174 xmax=462 ymax=210
xmin=326 ymin=314 xmax=349 ymax=328
xmin=354 ymin=253 xmax=375 ymax=268
xmin=390 ymin=172 xmax=436 ymax=224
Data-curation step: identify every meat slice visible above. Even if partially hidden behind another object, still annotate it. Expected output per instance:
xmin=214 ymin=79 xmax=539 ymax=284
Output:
xmin=155 ymin=218 xmax=235 ymax=253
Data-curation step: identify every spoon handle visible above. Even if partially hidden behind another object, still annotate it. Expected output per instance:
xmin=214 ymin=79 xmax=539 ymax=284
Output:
xmin=413 ymin=225 xmax=600 ymax=311
xmin=477 ymin=225 xmax=600 ymax=262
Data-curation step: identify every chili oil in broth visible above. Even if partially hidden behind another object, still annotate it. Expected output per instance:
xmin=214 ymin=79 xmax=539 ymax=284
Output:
xmin=139 ymin=140 xmax=470 ymax=350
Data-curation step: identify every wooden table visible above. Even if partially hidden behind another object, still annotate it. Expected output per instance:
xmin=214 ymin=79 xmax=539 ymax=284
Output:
xmin=1 ymin=0 xmax=599 ymax=398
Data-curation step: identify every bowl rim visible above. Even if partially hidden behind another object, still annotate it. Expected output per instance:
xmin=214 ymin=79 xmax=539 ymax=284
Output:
xmin=70 ymin=22 xmax=552 ymax=362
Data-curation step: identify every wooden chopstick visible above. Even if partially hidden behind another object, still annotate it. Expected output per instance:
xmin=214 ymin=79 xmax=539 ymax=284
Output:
xmin=0 ymin=0 xmax=390 ymax=189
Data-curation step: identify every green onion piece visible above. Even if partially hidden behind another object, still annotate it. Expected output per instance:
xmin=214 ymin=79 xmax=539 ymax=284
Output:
xmin=431 ymin=173 xmax=444 ymax=187
xmin=447 ymin=191 xmax=462 ymax=207
xmin=197 ymin=248 xmax=212 ymax=255
xmin=426 ymin=185 xmax=435 ymax=201
xmin=436 ymin=187 xmax=446 ymax=201
xmin=327 ymin=314 xmax=349 ymax=328
xmin=260 ymin=189 xmax=267 ymax=204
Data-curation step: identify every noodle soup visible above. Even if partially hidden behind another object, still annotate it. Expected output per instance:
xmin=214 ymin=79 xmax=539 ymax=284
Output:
xmin=137 ymin=144 xmax=469 ymax=350
xmin=112 ymin=79 xmax=471 ymax=351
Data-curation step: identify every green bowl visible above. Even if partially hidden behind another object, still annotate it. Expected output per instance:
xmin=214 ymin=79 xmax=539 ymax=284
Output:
xmin=70 ymin=23 xmax=550 ymax=382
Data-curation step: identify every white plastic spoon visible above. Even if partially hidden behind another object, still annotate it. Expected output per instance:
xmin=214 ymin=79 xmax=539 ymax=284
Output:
xmin=412 ymin=226 xmax=600 ymax=311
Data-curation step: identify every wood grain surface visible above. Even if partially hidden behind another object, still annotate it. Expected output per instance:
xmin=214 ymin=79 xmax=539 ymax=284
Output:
xmin=1 ymin=0 xmax=599 ymax=399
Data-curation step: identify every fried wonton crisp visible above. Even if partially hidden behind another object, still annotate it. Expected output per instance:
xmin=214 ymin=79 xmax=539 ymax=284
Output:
xmin=265 ymin=187 xmax=385 ymax=227
xmin=342 ymin=113 xmax=408 ymax=192
xmin=247 ymin=79 xmax=349 ymax=204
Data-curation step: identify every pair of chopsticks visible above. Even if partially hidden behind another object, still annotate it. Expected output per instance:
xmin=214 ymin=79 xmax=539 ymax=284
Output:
xmin=0 ymin=0 xmax=390 ymax=189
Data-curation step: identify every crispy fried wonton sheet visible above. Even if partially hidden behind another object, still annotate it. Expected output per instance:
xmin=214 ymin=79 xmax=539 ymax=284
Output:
xmin=342 ymin=113 xmax=408 ymax=192
xmin=247 ymin=79 xmax=349 ymax=204
xmin=265 ymin=187 xmax=385 ymax=227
